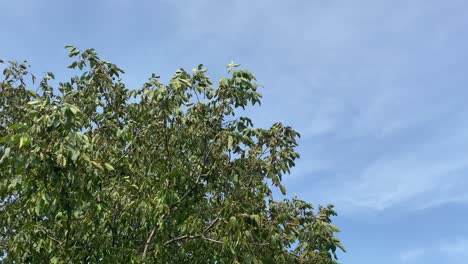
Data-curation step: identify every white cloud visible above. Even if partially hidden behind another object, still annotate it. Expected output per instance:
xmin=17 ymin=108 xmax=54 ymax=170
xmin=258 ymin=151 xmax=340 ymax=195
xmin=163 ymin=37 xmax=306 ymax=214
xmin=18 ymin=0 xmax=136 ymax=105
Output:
xmin=439 ymin=238 xmax=468 ymax=256
xmin=261 ymin=0 xmax=468 ymax=213
xmin=399 ymin=248 xmax=425 ymax=263
xmin=345 ymin=156 xmax=468 ymax=210
xmin=397 ymin=238 xmax=468 ymax=264
xmin=6 ymin=0 xmax=467 ymax=214
xmin=303 ymin=130 xmax=465 ymax=212
xmin=436 ymin=238 xmax=468 ymax=264
xmin=309 ymin=115 xmax=468 ymax=212
xmin=159 ymin=0 xmax=468 ymax=213
xmin=301 ymin=97 xmax=348 ymax=137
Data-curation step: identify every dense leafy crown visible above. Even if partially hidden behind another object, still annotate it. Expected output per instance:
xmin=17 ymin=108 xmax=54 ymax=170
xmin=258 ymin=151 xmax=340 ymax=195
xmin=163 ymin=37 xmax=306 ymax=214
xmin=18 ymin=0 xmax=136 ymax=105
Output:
xmin=0 ymin=47 xmax=344 ymax=263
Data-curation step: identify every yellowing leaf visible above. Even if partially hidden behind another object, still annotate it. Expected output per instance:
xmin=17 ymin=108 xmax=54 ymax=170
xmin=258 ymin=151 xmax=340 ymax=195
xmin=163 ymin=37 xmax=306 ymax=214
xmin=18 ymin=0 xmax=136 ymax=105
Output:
xmin=228 ymin=135 xmax=233 ymax=149
xmin=27 ymin=100 xmax=41 ymax=105
xmin=104 ymin=163 xmax=114 ymax=171
xmin=91 ymin=161 xmax=104 ymax=170
xmin=0 ymin=147 xmax=11 ymax=163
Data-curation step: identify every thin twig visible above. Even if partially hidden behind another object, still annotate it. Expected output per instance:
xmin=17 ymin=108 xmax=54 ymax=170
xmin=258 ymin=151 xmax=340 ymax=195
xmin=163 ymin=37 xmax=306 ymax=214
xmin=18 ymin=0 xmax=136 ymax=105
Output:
xmin=201 ymin=236 xmax=223 ymax=244
xmin=203 ymin=217 xmax=220 ymax=233
xmin=164 ymin=234 xmax=200 ymax=246
xmin=142 ymin=227 xmax=157 ymax=257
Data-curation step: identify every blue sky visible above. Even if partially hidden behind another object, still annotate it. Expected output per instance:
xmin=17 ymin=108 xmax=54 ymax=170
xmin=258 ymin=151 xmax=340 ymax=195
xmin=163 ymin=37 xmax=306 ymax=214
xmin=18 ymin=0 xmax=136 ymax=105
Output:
xmin=2 ymin=0 xmax=468 ymax=263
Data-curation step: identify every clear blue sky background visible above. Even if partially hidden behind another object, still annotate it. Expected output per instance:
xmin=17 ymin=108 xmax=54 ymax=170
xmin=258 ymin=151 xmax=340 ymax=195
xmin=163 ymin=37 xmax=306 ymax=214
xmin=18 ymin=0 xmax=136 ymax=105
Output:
xmin=2 ymin=0 xmax=468 ymax=263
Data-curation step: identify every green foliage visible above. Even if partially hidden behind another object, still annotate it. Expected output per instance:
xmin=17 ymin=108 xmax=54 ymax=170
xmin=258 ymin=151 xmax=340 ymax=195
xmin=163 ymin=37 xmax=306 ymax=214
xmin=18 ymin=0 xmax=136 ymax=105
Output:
xmin=0 ymin=47 xmax=345 ymax=263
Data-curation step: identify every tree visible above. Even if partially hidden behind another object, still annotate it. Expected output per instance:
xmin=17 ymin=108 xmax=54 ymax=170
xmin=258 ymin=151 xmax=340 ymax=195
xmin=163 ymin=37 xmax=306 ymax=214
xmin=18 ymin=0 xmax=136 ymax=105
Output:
xmin=0 ymin=47 xmax=345 ymax=263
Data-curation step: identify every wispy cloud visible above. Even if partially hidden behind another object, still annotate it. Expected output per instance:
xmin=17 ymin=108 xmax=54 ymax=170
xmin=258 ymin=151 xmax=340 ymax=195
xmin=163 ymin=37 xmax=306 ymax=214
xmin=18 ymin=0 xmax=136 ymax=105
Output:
xmin=3 ymin=0 xmax=468 ymax=215
xmin=269 ymin=0 xmax=468 ymax=213
xmin=399 ymin=248 xmax=425 ymax=263
xmin=439 ymin=238 xmax=468 ymax=259
xmin=316 ymin=117 xmax=468 ymax=211
xmin=399 ymin=237 xmax=468 ymax=263
xmin=2 ymin=0 xmax=468 ymax=263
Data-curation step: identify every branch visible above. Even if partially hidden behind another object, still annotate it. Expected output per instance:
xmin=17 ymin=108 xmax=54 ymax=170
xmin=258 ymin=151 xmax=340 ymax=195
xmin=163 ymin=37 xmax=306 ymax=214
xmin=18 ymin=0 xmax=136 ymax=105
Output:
xmin=142 ymin=171 xmax=204 ymax=258
xmin=201 ymin=235 xmax=223 ymax=244
xmin=142 ymin=227 xmax=158 ymax=257
xmin=111 ymin=127 xmax=143 ymax=167
xmin=142 ymin=212 xmax=169 ymax=257
xmin=170 ymin=173 xmax=204 ymax=210
xmin=164 ymin=234 xmax=200 ymax=246
xmin=203 ymin=217 xmax=220 ymax=233
xmin=142 ymin=125 xmax=217 ymax=257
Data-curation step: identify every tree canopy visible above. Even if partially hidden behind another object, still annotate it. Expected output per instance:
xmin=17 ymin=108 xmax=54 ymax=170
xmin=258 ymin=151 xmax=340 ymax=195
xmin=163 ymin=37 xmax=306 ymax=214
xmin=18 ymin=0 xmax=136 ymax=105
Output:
xmin=0 ymin=47 xmax=345 ymax=263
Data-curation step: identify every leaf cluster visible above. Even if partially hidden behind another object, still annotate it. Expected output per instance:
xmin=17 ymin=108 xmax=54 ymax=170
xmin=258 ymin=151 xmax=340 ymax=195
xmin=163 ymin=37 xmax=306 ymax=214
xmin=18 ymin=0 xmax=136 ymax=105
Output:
xmin=0 ymin=47 xmax=344 ymax=263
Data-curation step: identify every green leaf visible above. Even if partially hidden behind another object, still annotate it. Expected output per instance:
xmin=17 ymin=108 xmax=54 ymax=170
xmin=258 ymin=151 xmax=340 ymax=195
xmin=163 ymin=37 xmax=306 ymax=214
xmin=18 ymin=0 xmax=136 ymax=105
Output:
xmin=280 ymin=185 xmax=287 ymax=195
xmin=228 ymin=135 xmax=233 ymax=149
xmin=336 ymin=242 xmax=346 ymax=252
xmin=0 ymin=147 xmax=11 ymax=163
xmin=19 ymin=136 xmax=25 ymax=148
xmin=330 ymin=224 xmax=341 ymax=232
xmin=0 ymin=135 xmax=10 ymax=144
xmin=64 ymin=103 xmax=80 ymax=114
xmin=27 ymin=100 xmax=41 ymax=105
xmin=35 ymin=202 xmax=41 ymax=215
xmin=27 ymin=90 xmax=38 ymax=97
xmin=104 ymin=163 xmax=114 ymax=171
xmin=70 ymin=149 xmax=80 ymax=161
xmin=91 ymin=161 xmax=104 ymax=170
